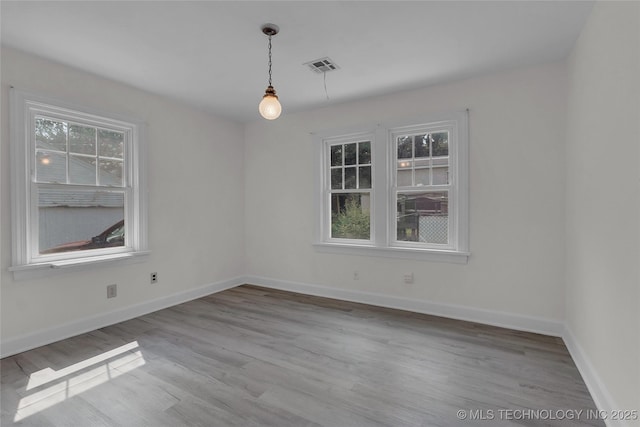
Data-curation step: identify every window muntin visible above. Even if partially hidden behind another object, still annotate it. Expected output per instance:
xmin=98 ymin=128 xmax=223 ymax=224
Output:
xmin=10 ymin=89 xmax=148 ymax=272
xmin=396 ymin=132 xmax=449 ymax=187
xmin=329 ymin=141 xmax=372 ymax=190
xmin=35 ymin=116 xmax=124 ymax=187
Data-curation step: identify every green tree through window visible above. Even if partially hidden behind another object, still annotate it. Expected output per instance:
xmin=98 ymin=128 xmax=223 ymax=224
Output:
xmin=331 ymin=194 xmax=370 ymax=239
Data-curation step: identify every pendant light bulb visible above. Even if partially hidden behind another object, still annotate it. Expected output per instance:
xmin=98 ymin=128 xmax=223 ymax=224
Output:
xmin=259 ymin=24 xmax=281 ymax=120
xmin=259 ymin=86 xmax=282 ymax=120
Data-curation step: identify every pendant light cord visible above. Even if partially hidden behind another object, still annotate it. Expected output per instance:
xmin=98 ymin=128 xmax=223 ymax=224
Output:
xmin=267 ymin=35 xmax=273 ymax=87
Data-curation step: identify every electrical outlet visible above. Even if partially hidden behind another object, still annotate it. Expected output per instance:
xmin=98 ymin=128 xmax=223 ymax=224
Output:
xmin=107 ymin=284 xmax=117 ymax=298
xmin=403 ymin=273 xmax=414 ymax=284
xmin=353 ymin=271 xmax=359 ymax=280
xmin=150 ymin=272 xmax=158 ymax=284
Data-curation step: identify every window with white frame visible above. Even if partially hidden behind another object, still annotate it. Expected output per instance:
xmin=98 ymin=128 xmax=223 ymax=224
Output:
xmin=327 ymin=136 xmax=373 ymax=241
xmin=10 ymin=89 xmax=148 ymax=275
xmin=314 ymin=111 xmax=469 ymax=263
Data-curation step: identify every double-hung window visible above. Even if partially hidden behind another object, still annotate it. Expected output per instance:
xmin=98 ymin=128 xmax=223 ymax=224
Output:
xmin=314 ymin=111 xmax=469 ymax=263
xmin=327 ymin=134 xmax=373 ymax=241
xmin=10 ymin=89 xmax=148 ymax=277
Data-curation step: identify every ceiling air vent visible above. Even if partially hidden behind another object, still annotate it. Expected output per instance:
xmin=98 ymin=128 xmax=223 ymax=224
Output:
xmin=304 ymin=57 xmax=340 ymax=73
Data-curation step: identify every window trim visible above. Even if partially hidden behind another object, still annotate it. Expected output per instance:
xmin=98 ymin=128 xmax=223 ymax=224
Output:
xmin=9 ymin=88 xmax=149 ymax=278
xmin=313 ymin=111 xmax=469 ymax=263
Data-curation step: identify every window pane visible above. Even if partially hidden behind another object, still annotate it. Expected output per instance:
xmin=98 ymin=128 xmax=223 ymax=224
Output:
xmin=359 ymin=166 xmax=371 ymax=189
xmin=397 ymin=159 xmax=412 ymax=169
xmin=397 ymin=191 xmax=448 ymax=244
xmin=432 ymin=157 xmax=448 ymax=166
xmin=397 ymin=136 xmax=412 ymax=159
xmin=331 ymin=168 xmax=342 ymax=190
xmin=414 ymin=134 xmax=430 ymax=158
xmin=330 ymin=145 xmax=342 ymax=166
xmin=397 ymin=169 xmax=412 ymax=187
xmin=38 ymin=188 xmax=125 ymax=254
xmin=344 ymin=167 xmax=357 ymax=189
xmin=331 ymin=193 xmax=370 ymax=240
xmin=415 ymin=168 xmax=430 ymax=186
xmin=35 ymin=118 xmax=67 ymax=152
xmin=359 ymin=141 xmax=371 ymax=164
xmin=98 ymin=129 xmax=124 ymax=159
xmin=432 ymin=132 xmax=448 ymax=157
xmin=69 ymin=155 xmax=96 ymax=185
xmin=36 ymin=151 xmax=67 ymax=183
xmin=69 ymin=125 xmax=96 ymax=155
xmin=99 ymin=159 xmax=123 ymax=186
xmin=344 ymin=143 xmax=357 ymax=165
xmin=433 ymin=167 xmax=449 ymax=185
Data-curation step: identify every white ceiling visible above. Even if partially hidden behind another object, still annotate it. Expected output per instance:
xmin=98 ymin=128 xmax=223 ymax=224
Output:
xmin=1 ymin=1 xmax=593 ymax=123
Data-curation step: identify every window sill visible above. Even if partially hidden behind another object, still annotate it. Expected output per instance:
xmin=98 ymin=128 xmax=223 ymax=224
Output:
xmin=313 ymin=242 xmax=469 ymax=264
xmin=9 ymin=251 xmax=150 ymax=280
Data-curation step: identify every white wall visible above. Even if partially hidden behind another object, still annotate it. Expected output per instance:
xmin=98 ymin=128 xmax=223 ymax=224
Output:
xmin=565 ymin=1 xmax=640 ymax=423
xmin=244 ymin=62 xmax=568 ymax=327
xmin=0 ymin=47 xmax=246 ymax=349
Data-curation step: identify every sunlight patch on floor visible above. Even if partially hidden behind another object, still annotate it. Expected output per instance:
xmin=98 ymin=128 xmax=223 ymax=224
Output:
xmin=14 ymin=341 xmax=145 ymax=422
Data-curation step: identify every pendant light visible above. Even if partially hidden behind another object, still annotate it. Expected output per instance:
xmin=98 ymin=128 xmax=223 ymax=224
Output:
xmin=258 ymin=24 xmax=282 ymax=120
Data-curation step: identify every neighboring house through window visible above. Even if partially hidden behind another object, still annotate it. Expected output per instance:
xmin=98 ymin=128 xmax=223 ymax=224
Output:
xmin=9 ymin=89 xmax=148 ymax=278
xmin=313 ymin=111 xmax=469 ymax=263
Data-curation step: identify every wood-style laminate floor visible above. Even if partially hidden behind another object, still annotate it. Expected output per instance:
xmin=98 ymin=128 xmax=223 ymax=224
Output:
xmin=1 ymin=285 xmax=603 ymax=427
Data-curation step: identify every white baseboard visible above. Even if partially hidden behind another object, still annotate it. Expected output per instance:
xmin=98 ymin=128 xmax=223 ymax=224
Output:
xmin=563 ymin=326 xmax=632 ymax=427
xmin=0 ymin=276 xmax=245 ymax=358
xmin=244 ymin=275 xmax=564 ymax=337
